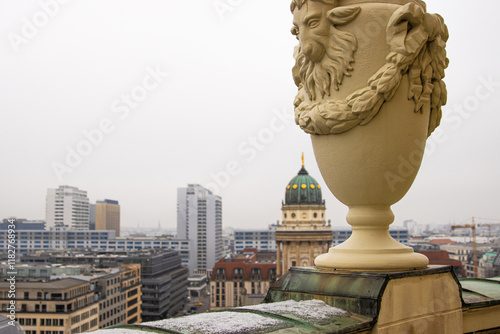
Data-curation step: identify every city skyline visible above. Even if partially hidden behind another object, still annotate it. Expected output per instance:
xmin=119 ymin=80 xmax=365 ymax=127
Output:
xmin=1 ymin=1 xmax=500 ymax=230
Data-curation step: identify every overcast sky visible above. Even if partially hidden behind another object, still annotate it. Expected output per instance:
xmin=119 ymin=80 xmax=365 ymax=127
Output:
xmin=1 ymin=0 xmax=500 ymax=231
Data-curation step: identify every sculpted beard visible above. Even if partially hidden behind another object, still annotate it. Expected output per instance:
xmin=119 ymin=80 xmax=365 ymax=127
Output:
xmin=297 ymin=28 xmax=358 ymax=101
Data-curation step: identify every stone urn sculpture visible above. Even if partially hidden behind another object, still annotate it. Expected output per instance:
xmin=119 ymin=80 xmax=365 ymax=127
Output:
xmin=291 ymin=0 xmax=448 ymax=270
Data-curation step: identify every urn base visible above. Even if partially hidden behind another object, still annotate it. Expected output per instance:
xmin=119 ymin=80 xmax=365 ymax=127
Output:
xmin=315 ymin=227 xmax=429 ymax=271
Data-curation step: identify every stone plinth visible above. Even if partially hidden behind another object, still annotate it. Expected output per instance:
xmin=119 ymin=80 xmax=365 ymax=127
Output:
xmin=265 ymin=266 xmax=463 ymax=333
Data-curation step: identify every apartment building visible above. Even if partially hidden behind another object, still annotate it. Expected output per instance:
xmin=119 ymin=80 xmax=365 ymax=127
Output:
xmin=0 ymin=262 xmax=142 ymax=332
xmin=210 ymin=249 xmax=276 ymax=310
xmin=23 ymin=249 xmax=188 ymax=322
xmin=0 ymin=278 xmax=99 ymax=334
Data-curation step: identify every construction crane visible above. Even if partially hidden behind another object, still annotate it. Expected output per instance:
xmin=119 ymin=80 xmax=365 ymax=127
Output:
xmin=451 ymin=217 xmax=500 ymax=278
xmin=452 ymin=218 xmax=479 ymax=277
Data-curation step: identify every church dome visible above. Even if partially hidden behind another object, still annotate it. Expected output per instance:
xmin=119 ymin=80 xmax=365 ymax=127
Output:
xmin=285 ymin=162 xmax=324 ymax=205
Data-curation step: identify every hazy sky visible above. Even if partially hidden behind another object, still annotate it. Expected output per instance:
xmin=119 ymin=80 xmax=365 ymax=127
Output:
xmin=1 ymin=0 xmax=500 ymax=231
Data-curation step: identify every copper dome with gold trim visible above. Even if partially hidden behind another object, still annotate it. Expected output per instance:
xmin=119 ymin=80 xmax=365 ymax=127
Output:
xmin=285 ymin=159 xmax=324 ymax=205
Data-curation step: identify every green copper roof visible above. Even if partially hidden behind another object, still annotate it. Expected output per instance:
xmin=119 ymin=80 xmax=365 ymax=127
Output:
xmin=285 ymin=167 xmax=324 ymax=205
xmin=460 ymin=277 xmax=500 ymax=307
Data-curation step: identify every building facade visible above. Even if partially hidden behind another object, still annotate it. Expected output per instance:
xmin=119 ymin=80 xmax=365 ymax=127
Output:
xmin=0 ymin=230 xmax=116 ymax=252
xmin=234 ymin=225 xmax=277 ymax=254
xmin=120 ymin=264 xmax=142 ymax=325
xmin=0 ymin=262 xmax=142 ymax=332
xmin=177 ymin=184 xmax=223 ymax=275
xmin=95 ymin=199 xmax=120 ymax=237
xmin=0 ymin=230 xmax=191 ymax=269
xmin=53 ymin=266 xmax=134 ymax=329
xmin=29 ymin=249 xmax=188 ymax=322
xmin=46 ymin=185 xmax=90 ymax=230
xmin=0 ymin=218 xmax=45 ymax=231
xmin=0 ymin=278 xmax=99 ymax=334
xmin=477 ymin=251 xmax=500 ymax=278
xmin=275 ymin=160 xmax=333 ymax=276
xmin=210 ymin=249 xmax=276 ymax=310
xmin=186 ymin=275 xmax=210 ymax=315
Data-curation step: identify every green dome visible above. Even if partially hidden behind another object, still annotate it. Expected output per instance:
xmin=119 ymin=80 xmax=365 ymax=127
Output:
xmin=285 ymin=167 xmax=324 ymax=205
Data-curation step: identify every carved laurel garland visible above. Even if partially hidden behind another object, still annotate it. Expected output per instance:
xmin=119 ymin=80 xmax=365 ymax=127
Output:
xmin=294 ymin=2 xmax=449 ymax=136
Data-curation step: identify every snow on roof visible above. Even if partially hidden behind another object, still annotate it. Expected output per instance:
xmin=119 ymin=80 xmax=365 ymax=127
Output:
xmin=87 ymin=330 xmax=143 ymax=334
xmin=87 ymin=300 xmax=352 ymax=334
xmin=243 ymin=300 xmax=349 ymax=325
xmin=143 ymin=311 xmax=289 ymax=333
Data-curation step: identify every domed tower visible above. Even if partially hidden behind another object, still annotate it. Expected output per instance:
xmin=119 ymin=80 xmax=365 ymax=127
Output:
xmin=275 ymin=154 xmax=333 ymax=276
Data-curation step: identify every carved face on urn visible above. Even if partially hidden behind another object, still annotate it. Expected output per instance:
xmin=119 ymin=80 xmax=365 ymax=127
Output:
xmin=291 ymin=0 xmax=449 ymax=136
xmin=291 ymin=0 xmax=360 ymax=100
xmin=291 ymin=1 xmax=331 ymax=63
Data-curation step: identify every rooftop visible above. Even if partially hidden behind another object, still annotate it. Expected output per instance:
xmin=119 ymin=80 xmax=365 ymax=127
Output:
xmin=0 ymin=277 xmax=88 ymax=289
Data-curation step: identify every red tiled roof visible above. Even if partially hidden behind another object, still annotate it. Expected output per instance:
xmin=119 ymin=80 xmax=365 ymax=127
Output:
xmin=417 ymin=251 xmax=466 ymax=277
xmin=418 ymin=250 xmax=450 ymax=261
xmin=211 ymin=261 xmax=276 ymax=280
xmin=211 ymin=249 xmax=276 ymax=280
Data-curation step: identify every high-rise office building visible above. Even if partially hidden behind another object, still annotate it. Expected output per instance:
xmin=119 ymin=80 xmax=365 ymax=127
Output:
xmin=95 ymin=199 xmax=120 ymax=236
xmin=177 ymin=184 xmax=223 ymax=275
xmin=45 ymin=185 xmax=90 ymax=230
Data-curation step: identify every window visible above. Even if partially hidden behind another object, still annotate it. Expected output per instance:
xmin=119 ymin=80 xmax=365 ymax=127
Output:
xmin=270 ymin=268 xmax=277 ymax=280
xmin=251 ymin=268 xmax=261 ymax=280
xmin=215 ymin=268 xmax=226 ymax=280
xmin=233 ymin=268 xmax=243 ymax=278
